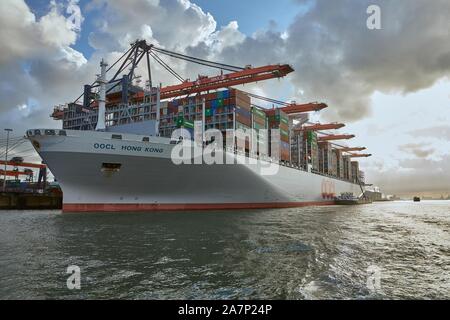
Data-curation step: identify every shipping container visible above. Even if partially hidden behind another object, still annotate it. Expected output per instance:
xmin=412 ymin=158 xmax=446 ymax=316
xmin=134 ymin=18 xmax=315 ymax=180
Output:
xmin=318 ymin=141 xmax=334 ymax=175
xmin=351 ymin=161 xmax=360 ymax=183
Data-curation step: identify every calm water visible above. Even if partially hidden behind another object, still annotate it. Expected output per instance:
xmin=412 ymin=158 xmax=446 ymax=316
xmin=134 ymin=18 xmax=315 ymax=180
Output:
xmin=0 ymin=201 xmax=449 ymax=299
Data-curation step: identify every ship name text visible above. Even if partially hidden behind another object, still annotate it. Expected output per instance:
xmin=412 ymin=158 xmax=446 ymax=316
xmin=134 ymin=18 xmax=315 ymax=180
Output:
xmin=93 ymin=143 xmax=163 ymax=153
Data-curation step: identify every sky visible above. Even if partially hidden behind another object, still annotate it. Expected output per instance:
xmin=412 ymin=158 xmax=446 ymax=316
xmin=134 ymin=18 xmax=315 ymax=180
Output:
xmin=0 ymin=0 xmax=449 ymax=196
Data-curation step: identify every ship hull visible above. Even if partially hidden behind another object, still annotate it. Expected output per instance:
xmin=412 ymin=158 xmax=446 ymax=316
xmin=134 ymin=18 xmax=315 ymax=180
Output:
xmin=27 ymin=129 xmax=362 ymax=212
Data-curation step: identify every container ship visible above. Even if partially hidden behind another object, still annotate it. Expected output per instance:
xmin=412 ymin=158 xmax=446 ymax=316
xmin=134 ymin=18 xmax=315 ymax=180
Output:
xmin=27 ymin=40 xmax=371 ymax=212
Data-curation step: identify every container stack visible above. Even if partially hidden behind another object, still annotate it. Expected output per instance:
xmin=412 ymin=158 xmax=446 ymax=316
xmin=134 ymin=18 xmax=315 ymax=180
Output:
xmin=251 ymin=106 xmax=268 ymax=153
xmin=342 ymin=155 xmax=351 ymax=180
xmin=159 ymin=88 xmax=255 ymax=143
xmin=335 ymin=149 xmax=344 ymax=178
xmin=290 ymin=130 xmax=318 ymax=170
xmin=359 ymin=170 xmax=365 ymax=184
xmin=265 ymin=108 xmax=290 ymax=161
xmin=318 ymin=141 xmax=333 ymax=174
xmin=351 ymin=161 xmax=360 ymax=183
xmin=330 ymin=149 xmax=339 ymax=177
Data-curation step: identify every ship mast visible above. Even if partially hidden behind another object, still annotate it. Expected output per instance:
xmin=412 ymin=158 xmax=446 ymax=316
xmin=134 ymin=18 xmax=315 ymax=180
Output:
xmin=95 ymin=59 xmax=108 ymax=131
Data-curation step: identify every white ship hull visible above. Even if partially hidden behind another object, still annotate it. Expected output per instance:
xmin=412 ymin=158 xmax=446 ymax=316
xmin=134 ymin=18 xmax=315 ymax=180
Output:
xmin=27 ymin=129 xmax=362 ymax=212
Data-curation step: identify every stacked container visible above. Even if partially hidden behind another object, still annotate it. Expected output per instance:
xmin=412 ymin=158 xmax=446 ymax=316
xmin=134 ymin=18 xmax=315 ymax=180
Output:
xmin=335 ymin=149 xmax=344 ymax=178
xmin=342 ymin=155 xmax=351 ymax=180
xmin=351 ymin=161 xmax=360 ymax=183
xmin=318 ymin=141 xmax=333 ymax=174
xmin=159 ymin=88 xmax=255 ymax=143
xmin=265 ymin=108 xmax=290 ymax=161
xmin=330 ymin=149 xmax=339 ymax=177
xmin=291 ymin=130 xmax=318 ymax=170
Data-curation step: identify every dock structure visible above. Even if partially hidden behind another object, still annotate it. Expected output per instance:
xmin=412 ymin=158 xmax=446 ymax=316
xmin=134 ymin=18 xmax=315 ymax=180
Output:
xmin=0 ymin=192 xmax=62 ymax=210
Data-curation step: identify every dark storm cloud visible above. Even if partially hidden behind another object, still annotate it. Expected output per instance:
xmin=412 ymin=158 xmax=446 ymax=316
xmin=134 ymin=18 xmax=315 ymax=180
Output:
xmin=284 ymin=0 xmax=450 ymax=121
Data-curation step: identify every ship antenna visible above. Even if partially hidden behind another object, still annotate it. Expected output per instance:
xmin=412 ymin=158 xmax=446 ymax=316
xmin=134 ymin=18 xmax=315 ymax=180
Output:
xmin=95 ymin=58 xmax=108 ymax=131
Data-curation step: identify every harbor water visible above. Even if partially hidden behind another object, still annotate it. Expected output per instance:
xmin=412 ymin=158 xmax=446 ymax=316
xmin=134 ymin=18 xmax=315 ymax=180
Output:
xmin=0 ymin=201 xmax=449 ymax=299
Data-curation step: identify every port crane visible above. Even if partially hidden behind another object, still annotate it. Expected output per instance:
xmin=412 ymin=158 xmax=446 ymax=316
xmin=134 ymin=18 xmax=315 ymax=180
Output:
xmin=0 ymin=160 xmax=47 ymax=183
xmin=0 ymin=160 xmax=47 ymax=169
xmin=51 ymin=40 xmax=295 ymax=120
xmin=52 ymin=40 xmax=332 ymax=120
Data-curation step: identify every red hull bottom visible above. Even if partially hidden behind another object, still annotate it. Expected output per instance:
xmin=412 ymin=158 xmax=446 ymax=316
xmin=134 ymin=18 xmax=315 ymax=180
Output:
xmin=62 ymin=201 xmax=336 ymax=212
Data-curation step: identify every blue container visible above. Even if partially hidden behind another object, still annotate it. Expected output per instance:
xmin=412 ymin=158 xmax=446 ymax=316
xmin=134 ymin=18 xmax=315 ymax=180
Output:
xmin=235 ymin=106 xmax=251 ymax=118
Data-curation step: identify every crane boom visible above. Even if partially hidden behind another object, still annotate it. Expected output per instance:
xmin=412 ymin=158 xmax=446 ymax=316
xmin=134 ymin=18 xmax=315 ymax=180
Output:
xmin=318 ymin=134 xmax=355 ymax=141
xmin=339 ymin=147 xmax=366 ymax=152
xmin=282 ymin=102 xmax=327 ymax=114
xmin=300 ymin=123 xmax=345 ymax=131
xmin=159 ymin=64 xmax=294 ymax=99
xmin=348 ymin=153 xmax=372 ymax=158
xmin=0 ymin=160 xmax=46 ymax=169
xmin=0 ymin=170 xmax=33 ymax=177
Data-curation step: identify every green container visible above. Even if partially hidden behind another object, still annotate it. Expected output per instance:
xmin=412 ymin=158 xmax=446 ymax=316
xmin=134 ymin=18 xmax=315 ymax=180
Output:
xmin=253 ymin=122 xmax=266 ymax=130
xmin=307 ymin=131 xmax=317 ymax=143
xmin=252 ymin=108 xmax=266 ymax=119
xmin=205 ymin=108 xmax=212 ymax=117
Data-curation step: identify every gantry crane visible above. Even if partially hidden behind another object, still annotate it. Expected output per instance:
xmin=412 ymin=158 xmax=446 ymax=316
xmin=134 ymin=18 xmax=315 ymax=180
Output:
xmin=51 ymin=40 xmax=295 ymax=120
xmin=0 ymin=160 xmax=47 ymax=184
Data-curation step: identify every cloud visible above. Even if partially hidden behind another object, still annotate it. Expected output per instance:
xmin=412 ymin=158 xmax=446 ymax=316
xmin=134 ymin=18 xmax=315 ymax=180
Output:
xmin=0 ymin=0 xmax=92 ymax=135
xmin=282 ymin=0 xmax=450 ymax=122
xmin=366 ymin=154 xmax=450 ymax=195
xmin=398 ymin=143 xmax=435 ymax=158
xmin=407 ymin=125 xmax=450 ymax=141
xmin=87 ymin=0 xmax=216 ymax=52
